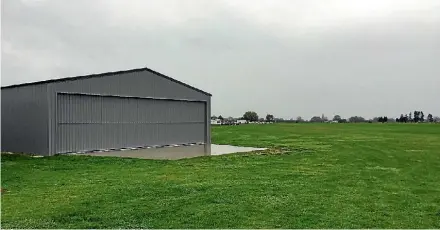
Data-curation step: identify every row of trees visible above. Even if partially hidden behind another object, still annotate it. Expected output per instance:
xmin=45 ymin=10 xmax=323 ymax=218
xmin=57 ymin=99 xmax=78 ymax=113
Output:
xmin=375 ymin=116 xmax=388 ymax=123
xmin=396 ymin=111 xmax=435 ymax=123
xmin=212 ymin=111 xmax=439 ymax=123
xmin=305 ymin=114 xmax=365 ymax=123
xmin=305 ymin=113 xmax=438 ymax=123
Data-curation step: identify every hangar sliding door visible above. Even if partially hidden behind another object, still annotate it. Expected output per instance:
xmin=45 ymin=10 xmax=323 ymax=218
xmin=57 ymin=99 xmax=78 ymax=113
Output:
xmin=55 ymin=93 xmax=206 ymax=153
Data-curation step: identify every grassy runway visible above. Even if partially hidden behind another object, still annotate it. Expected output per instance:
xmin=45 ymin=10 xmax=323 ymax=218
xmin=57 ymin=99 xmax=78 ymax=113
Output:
xmin=2 ymin=123 xmax=440 ymax=228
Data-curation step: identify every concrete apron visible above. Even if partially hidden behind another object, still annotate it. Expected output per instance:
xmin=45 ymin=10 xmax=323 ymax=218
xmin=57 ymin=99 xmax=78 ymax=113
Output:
xmin=82 ymin=144 xmax=267 ymax=160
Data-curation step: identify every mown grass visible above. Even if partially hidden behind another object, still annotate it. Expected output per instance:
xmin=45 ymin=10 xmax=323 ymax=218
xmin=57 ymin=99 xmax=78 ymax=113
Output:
xmin=2 ymin=123 xmax=440 ymax=228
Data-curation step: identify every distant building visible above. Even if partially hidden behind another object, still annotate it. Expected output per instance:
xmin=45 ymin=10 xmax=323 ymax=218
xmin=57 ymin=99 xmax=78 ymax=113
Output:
xmin=211 ymin=119 xmax=222 ymax=125
xmin=236 ymin=120 xmax=248 ymax=124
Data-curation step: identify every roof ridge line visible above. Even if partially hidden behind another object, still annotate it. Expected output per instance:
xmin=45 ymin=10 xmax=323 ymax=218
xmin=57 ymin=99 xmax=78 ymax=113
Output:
xmin=1 ymin=66 xmax=212 ymax=96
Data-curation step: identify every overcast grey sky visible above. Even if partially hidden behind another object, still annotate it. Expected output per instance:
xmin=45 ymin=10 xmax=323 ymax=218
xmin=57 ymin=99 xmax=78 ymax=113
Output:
xmin=2 ymin=0 xmax=439 ymax=119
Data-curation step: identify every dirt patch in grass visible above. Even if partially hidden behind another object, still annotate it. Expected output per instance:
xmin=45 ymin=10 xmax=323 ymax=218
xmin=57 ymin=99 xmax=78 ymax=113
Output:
xmin=252 ymin=148 xmax=291 ymax=155
xmin=366 ymin=166 xmax=400 ymax=173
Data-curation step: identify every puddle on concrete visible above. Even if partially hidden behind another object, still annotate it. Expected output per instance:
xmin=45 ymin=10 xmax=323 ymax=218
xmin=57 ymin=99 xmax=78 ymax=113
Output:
xmin=211 ymin=144 xmax=267 ymax=156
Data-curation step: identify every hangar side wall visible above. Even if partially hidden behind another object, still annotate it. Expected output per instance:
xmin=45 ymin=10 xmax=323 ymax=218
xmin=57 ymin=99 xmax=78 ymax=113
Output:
xmin=1 ymin=84 xmax=49 ymax=155
xmin=47 ymin=69 xmax=211 ymax=155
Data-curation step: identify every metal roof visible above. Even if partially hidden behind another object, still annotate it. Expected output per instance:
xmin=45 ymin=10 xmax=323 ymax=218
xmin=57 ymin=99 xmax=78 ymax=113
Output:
xmin=1 ymin=66 xmax=212 ymax=96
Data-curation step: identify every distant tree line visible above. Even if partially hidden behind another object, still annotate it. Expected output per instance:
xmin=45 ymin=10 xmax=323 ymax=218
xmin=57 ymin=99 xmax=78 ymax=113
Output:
xmin=211 ymin=110 xmax=439 ymax=124
xmin=395 ymin=111 xmax=435 ymax=123
xmin=373 ymin=116 xmax=388 ymax=123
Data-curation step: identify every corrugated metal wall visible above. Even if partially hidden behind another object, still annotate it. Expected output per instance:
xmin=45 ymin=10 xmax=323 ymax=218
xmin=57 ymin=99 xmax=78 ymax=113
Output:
xmin=48 ymin=69 xmax=211 ymax=155
xmin=1 ymin=84 xmax=49 ymax=155
xmin=56 ymin=93 xmax=206 ymax=153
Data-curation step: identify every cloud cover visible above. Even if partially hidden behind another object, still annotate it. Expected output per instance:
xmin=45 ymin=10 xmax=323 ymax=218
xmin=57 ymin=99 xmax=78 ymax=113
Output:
xmin=2 ymin=0 xmax=440 ymax=119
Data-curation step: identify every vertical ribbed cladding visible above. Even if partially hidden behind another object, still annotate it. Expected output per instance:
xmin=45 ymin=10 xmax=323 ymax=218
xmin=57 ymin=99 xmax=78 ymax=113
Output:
xmin=48 ymin=69 xmax=210 ymax=154
xmin=1 ymin=84 xmax=50 ymax=155
xmin=55 ymin=94 xmax=206 ymax=153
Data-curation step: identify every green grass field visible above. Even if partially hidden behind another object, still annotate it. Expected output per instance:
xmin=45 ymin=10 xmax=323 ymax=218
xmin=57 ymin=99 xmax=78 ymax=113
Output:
xmin=1 ymin=123 xmax=440 ymax=228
